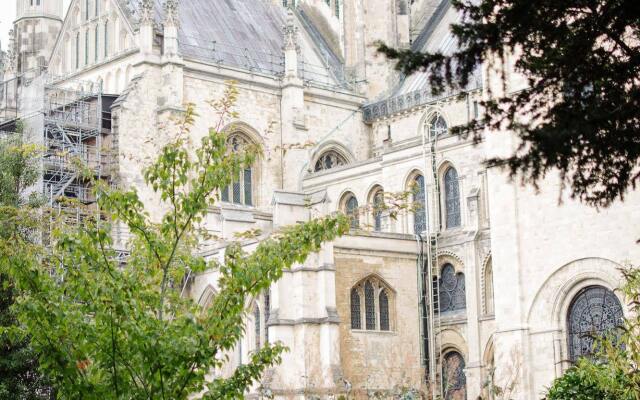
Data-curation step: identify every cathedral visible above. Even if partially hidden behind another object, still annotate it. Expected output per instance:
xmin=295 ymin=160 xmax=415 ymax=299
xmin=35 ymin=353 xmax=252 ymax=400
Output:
xmin=1 ymin=0 xmax=638 ymax=398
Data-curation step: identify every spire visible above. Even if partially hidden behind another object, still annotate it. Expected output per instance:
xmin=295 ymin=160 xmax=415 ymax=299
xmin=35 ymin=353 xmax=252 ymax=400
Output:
xmin=163 ymin=0 xmax=179 ymax=27
xmin=140 ymin=0 xmax=154 ymax=24
xmin=283 ymin=8 xmax=299 ymax=53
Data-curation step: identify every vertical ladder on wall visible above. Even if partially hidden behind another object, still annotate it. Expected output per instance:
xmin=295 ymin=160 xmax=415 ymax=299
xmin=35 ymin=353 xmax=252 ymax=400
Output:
xmin=422 ymin=129 xmax=443 ymax=400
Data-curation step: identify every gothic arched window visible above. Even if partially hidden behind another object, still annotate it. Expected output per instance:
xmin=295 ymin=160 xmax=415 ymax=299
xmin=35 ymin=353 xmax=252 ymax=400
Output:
xmin=314 ymin=150 xmax=347 ymax=172
xmin=444 ymin=167 xmax=461 ymax=229
xmin=372 ymin=188 xmax=384 ymax=232
xmin=439 ymin=264 xmax=466 ymax=313
xmin=567 ymin=285 xmax=623 ymax=362
xmin=221 ymin=134 xmax=254 ymax=206
xmin=253 ymin=303 xmax=261 ymax=350
xmin=344 ymin=194 xmax=359 ymax=229
xmin=428 ymin=113 xmax=448 ymax=139
xmin=350 ymin=277 xmax=393 ymax=332
xmin=350 ymin=288 xmax=361 ymax=329
xmin=85 ymin=30 xmax=90 ymax=65
xmin=413 ymin=174 xmax=427 ymax=234
xmin=442 ymin=351 xmax=466 ymax=400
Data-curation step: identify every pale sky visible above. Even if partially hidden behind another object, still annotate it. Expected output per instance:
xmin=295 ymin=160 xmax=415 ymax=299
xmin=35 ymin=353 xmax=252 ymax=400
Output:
xmin=1 ymin=0 xmax=72 ymax=51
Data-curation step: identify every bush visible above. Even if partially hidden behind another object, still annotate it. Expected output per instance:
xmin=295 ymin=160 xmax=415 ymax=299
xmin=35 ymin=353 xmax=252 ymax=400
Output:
xmin=545 ymin=359 xmax=635 ymax=400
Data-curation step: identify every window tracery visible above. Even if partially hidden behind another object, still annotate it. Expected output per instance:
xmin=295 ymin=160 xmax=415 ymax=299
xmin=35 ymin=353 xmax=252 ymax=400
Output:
xmin=444 ymin=167 xmax=461 ymax=228
xmin=344 ymin=194 xmax=359 ymax=229
xmin=350 ymin=277 xmax=393 ymax=332
xmin=413 ymin=174 xmax=427 ymax=233
xmin=567 ymin=285 xmax=623 ymax=361
xmin=442 ymin=351 xmax=466 ymax=400
xmin=314 ymin=150 xmax=347 ymax=172
xmin=428 ymin=113 xmax=448 ymax=139
xmin=221 ymin=134 xmax=254 ymax=206
xmin=438 ymin=264 xmax=466 ymax=313
xmin=372 ymin=189 xmax=384 ymax=232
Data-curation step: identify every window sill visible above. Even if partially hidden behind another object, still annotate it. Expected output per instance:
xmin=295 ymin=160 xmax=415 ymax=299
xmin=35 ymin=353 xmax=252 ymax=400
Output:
xmin=350 ymin=329 xmax=396 ymax=336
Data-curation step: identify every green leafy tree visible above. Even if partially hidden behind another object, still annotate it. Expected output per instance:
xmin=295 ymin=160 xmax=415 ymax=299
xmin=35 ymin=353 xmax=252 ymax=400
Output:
xmin=0 ymin=133 xmax=50 ymax=399
xmin=378 ymin=0 xmax=640 ymax=207
xmin=0 ymin=86 xmax=349 ymax=399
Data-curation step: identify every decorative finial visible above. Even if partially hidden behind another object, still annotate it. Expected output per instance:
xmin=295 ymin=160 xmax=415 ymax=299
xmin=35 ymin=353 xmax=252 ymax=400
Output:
xmin=163 ymin=0 xmax=179 ymax=27
xmin=140 ymin=0 xmax=154 ymax=24
xmin=283 ymin=9 xmax=299 ymax=52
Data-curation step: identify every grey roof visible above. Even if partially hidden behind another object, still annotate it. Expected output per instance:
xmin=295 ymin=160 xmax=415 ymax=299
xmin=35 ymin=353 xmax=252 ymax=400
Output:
xmin=118 ymin=0 xmax=348 ymax=86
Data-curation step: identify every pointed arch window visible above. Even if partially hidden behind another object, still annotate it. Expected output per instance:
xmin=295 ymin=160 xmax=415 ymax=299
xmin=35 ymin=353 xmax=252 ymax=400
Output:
xmin=438 ymin=264 xmax=466 ymax=313
xmin=428 ymin=113 xmax=448 ymax=139
xmin=350 ymin=277 xmax=393 ymax=332
xmin=314 ymin=150 xmax=347 ymax=172
xmin=343 ymin=194 xmax=359 ymax=229
xmin=372 ymin=189 xmax=384 ymax=232
xmin=567 ymin=285 xmax=623 ymax=362
xmin=442 ymin=351 xmax=466 ymax=400
xmin=413 ymin=174 xmax=427 ymax=233
xmin=444 ymin=167 xmax=461 ymax=228
xmin=221 ymin=134 xmax=254 ymax=206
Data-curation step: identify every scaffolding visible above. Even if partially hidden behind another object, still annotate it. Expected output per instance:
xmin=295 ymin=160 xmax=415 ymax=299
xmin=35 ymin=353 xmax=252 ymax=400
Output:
xmin=417 ymin=122 xmax=443 ymax=399
xmin=0 ymin=70 xmax=113 ymax=219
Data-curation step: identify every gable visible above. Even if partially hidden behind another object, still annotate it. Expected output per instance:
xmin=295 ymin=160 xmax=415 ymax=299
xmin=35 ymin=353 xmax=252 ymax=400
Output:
xmin=49 ymin=0 xmax=137 ymax=75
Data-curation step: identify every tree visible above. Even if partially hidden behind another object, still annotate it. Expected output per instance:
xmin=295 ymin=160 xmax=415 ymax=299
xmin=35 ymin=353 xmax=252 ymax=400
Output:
xmin=378 ymin=0 xmax=640 ymax=207
xmin=0 ymin=132 xmax=50 ymax=399
xmin=0 ymin=86 xmax=349 ymax=399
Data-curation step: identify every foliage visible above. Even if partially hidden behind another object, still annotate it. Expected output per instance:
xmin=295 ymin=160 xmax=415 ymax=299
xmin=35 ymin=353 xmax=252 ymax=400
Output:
xmin=545 ymin=360 xmax=633 ymax=400
xmin=378 ymin=0 xmax=640 ymax=207
xmin=0 ymin=85 xmax=349 ymax=399
xmin=0 ymin=133 xmax=50 ymax=399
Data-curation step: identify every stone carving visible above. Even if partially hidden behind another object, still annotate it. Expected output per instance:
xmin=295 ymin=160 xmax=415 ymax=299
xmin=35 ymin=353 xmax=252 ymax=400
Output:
xmin=139 ymin=0 xmax=154 ymax=24
xmin=163 ymin=0 xmax=179 ymax=27
xmin=282 ymin=9 xmax=299 ymax=52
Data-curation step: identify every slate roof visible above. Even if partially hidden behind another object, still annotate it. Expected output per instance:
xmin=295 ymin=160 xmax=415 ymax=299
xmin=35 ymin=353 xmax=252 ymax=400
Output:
xmin=117 ymin=0 xmax=346 ymax=85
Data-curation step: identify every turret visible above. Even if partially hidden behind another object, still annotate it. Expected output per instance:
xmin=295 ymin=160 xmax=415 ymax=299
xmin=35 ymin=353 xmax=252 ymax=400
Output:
xmin=14 ymin=0 xmax=64 ymax=73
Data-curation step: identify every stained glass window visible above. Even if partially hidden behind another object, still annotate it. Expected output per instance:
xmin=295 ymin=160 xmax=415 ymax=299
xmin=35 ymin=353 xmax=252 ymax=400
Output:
xmin=379 ymin=290 xmax=389 ymax=331
xmin=429 ymin=114 xmax=448 ymax=139
xmin=351 ymin=288 xmax=361 ymax=329
xmin=373 ymin=190 xmax=384 ymax=232
xmin=345 ymin=195 xmax=359 ymax=229
xmin=365 ymin=281 xmax=376 ymax=330
xmin=314 ymin=150 xmax=347 ymax=172
xmin=413 ymin=175 xmax=427 ymax=233
xmin=75 ymin=33 xmax=80 ymax=69
xmin=94 ymin=25 xmax=99 ymax=62
xmin=442 ymin=351 xmax=466 ymax=400
xmin=567 ymin=285 xmax=623 ymax=362
xmin=253 ymin=303 xmax=261 ymax=350
xmin=444 ymin=167 xmax=461 ymax=228
xmin=439 ymin=264 xmax=466 ymax=313
xmin=222 ymin=134 xmax=254 ymax=206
